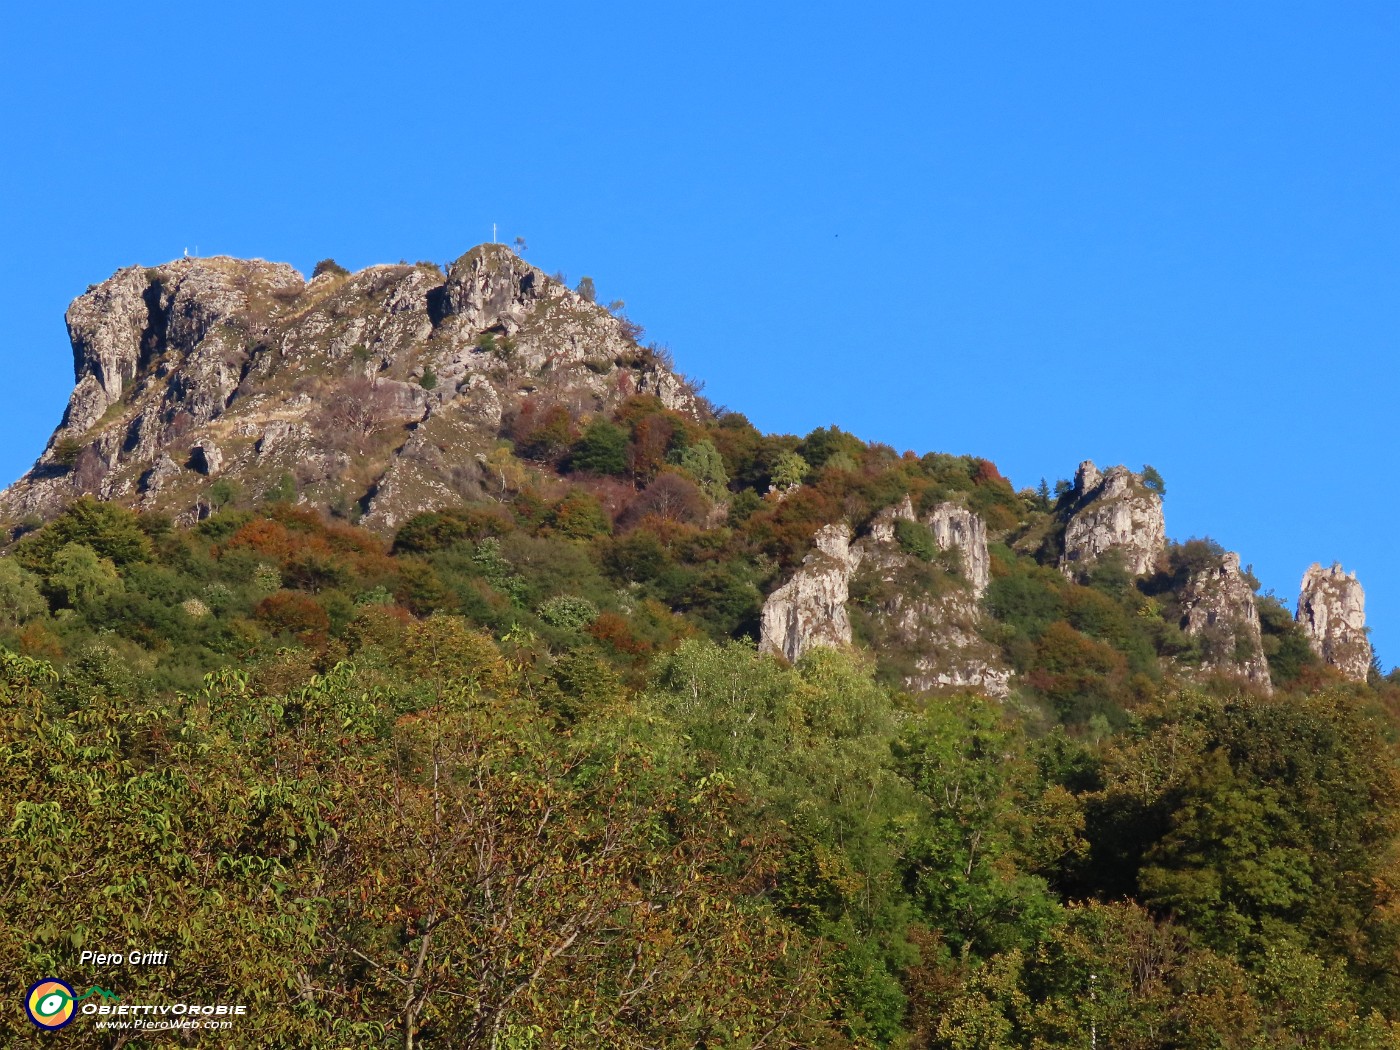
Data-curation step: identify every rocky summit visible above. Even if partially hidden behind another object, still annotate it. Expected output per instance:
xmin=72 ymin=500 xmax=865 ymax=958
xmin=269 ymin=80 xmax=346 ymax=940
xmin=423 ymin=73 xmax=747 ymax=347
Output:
xmin=1060 ymin=460 xmax=1165 ymax=578
xmin=0 ymin=246 xmax=694 ymax=532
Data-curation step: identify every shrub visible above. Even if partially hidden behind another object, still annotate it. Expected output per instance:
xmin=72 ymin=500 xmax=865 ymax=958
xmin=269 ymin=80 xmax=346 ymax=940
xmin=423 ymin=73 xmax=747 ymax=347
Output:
xmin=52 ymin=436 xmax=84 ymax=469
xmin=893 ymin=518 xmax=939 ymax=562
xmin=511 ymin=402 xmax=576 ymax=462
xmin=771 ymin=451 xmax=810 ymax=489
xmin=797 ymin=426 xmax=865 ymax=472
xmin=393 ymin=507 xmax=511 ymax=555
xmin=419 ymin=368 xmax=437 ymax=390
xmin=623 ymin=474 xmax=707 ymax=528
xmin=209 ymin=478 xmax=241 ymax=510
xmin=0 ymin=560 xmax=47 ymax=626
xmin=545 ymin=491 xmax=612 ymax=540
xmin=254 ymin=591 xmax=330 ymax=640
xmin=674 ymin=440 xmax=729 ymax=501
xmin=16 ymin=498 xmax=154 ymax=572
xmin=537 ymin=595 xmax=600 ymax=631
xmin=568 ymin=418 xmax=630 ymax=476
xmin=312 ymin=258 xmax=350 ymax=279
xmin=45 ymin=542 xmax=124 ymax=610
xmin=252 ymin=563 xmax=282 ymax=594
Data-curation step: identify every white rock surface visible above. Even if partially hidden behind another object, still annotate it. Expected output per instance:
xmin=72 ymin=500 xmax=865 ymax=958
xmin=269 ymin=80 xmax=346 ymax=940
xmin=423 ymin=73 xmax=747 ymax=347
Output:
xmin=758 ymin=524 xmax=857 ymax=663
xmin=1296 ymin=562 xmax=1372 ymax=682
xmin=1179 ymin=552 xmax=1272 ymax=692
xmin=1061 ymin=460 xmax=1165 ymax=578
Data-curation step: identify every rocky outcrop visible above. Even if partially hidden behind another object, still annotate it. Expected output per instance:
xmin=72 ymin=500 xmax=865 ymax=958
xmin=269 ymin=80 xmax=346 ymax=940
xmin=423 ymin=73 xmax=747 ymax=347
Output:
xmin=0 ymin=245 xmax=699 ymax=531
xmin=1179 ymin=552 xmax=1272 ymax=692
xmin=1296 ymin=563 xmax=1372 ymax=682
xmin=758 ymin=524 xmax=857 ymax=663
xmin=927 ymin=502 xmax=991 ymax=597
xmin=758 ymin=498 xmax=1011 ymax=697
xmin=1061 ymin=461 xmax=1165 ymax=578
xmin=853 ymin=500 xmax=1009 ymax=697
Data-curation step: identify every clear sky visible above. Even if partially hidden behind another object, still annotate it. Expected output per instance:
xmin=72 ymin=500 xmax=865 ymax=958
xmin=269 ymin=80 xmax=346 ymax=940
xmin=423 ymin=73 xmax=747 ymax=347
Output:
xmin=2 ymin=3 xmax=1397 ymax=666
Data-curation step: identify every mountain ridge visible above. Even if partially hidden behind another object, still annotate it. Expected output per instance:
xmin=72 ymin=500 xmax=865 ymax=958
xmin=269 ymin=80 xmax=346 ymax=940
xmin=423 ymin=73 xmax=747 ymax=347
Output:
xmin=0 ymin=248 xmax=1379 ymax=690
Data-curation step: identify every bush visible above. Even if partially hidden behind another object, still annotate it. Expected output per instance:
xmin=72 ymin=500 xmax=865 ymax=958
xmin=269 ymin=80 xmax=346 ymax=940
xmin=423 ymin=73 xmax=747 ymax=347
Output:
xmin=393 ymin=507 xmax=511 ymax=555
xmin=673 ymin=440 xmax=729 ymax=501
xmin=52 ymin=436 xmax=84 ymax=469
xmin=16 ymin=498 xmax=154 ymax=573
xmin=771 ymin=451 xmax=810 ymax=489
xmin=312 ymin=258 xmax=350 ymax=279
xmin=254 ymin=591 xmax=330 ymax=641
xmin=568 ymin=419 xmax=630 ymax=476
xmin=623 ymin=473 xmax=707 ymax=527
xmin=545 ymin=492 xmax=612 ymax=540
xmin=893 ymin=518 xmax=939 ymax=562
xmin=537 ymin=595 xmax=600 ymax=631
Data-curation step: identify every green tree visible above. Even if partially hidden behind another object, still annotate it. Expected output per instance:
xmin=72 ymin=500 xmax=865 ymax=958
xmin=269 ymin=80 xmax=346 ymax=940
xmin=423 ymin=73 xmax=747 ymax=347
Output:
xmin=0 ymin=560 xmax=47 ymax=627
xmin=567 ymin=418 xmax=629 ymax=476
xmin=674 ymin=439 xmax=730 ymax=501
xmin=771 ymin=450 xmax=810 ymax=490
xmin=45 ymin=542 xmax=124 ymax=610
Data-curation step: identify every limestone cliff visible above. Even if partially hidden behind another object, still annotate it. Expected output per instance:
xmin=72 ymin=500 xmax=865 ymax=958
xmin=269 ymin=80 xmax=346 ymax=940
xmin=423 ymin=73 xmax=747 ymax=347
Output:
xmin=1178 ymin=552 xmax=1272 ymax=692
xmin=1060 ymin=461 xmax=1165 ymax=578
xmin=1296 ymin=563 xmax=1372 ymax=682
xmin=0 ymin=246 xmax=696 ymax=532
xmin=758 ymin=524 xmax=857 ymax=663
xmin=759 ymin=498 xmax=1010 ymax=697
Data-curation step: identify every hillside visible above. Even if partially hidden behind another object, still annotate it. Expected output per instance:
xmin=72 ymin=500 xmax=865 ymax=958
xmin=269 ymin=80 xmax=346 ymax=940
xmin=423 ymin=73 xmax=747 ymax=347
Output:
xmin=2 ymin=248 xmax=1399 ymax=1047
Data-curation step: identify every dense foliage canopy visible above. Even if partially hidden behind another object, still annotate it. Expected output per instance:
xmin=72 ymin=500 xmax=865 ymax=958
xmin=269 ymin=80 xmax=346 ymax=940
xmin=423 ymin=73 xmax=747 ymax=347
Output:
xmin=3 ymin=400 xmax=1399 ymax=1046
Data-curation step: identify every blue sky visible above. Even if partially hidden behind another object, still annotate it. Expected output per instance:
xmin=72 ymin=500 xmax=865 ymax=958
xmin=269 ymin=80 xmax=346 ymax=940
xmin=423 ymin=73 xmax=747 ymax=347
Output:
xmin=2 ymin=3 xmax=1397 ymax=666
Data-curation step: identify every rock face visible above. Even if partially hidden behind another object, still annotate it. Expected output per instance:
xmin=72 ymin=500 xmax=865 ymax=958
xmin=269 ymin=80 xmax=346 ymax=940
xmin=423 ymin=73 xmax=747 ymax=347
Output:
xmin=1061 ymin=461 xmax=1165 ymax=578
xmin=759 ymin=497 xmax=1011 ymax=698
xmin=758 ymin=524 xmax=857 ymax=663
xmin=1179 ymin=552 xmax=1272 ymax=692
xmin=926 ymin=502 xmax=991 ymax=597
xmin=1296 ymin=563 xmax=1372 ymax=682
xmin=0 ymin=245 xmax=697 ymax=531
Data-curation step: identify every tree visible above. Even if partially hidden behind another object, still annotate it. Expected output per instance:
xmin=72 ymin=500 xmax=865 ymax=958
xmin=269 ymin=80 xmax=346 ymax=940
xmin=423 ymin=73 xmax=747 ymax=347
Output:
xmin=674 ymin=439 xmax=730 ymax=501
xmin=568 ymin=418 xmax=629 ymax=476
xmin=0 ymin=561 xmax=47 ymax=627
xmin=576 ymin=275 xmax=596 ymax=302
xmin=45 ymin=542 xmax=123 ymax=610
xmin=15 ymin=497 xmax=153 ymax=572
xmin=1141 ymin=464 xmax=1166 ymax=498
xmin=771 ymin=451 xmax=810 ymax=490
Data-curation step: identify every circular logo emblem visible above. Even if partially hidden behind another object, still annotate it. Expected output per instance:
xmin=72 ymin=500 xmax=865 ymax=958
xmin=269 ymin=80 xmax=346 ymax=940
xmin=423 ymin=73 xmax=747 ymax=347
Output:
xmin=26 ymin=979 xmax=77 ymax=1030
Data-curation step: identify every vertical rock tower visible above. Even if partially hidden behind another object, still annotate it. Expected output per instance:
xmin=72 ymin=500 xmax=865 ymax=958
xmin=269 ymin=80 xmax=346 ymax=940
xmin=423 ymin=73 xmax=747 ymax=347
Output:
xmin=758 ymin=524 xmax=857 ymax=663
xmin=1296 ymin=563 xmax=1372 ymax=682
xmin=1060 ymin=461 xmax=1165 ymax=578
xmin=1178 ymin=552 xmax=1272 ymax=692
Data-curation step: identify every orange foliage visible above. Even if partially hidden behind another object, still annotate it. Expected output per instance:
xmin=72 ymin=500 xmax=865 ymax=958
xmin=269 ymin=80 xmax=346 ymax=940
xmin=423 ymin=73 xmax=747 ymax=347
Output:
xmin=254 ymin=591 xmax=331 ymax=645
xmin=587 ymin=612 xmax=653 ymax=656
